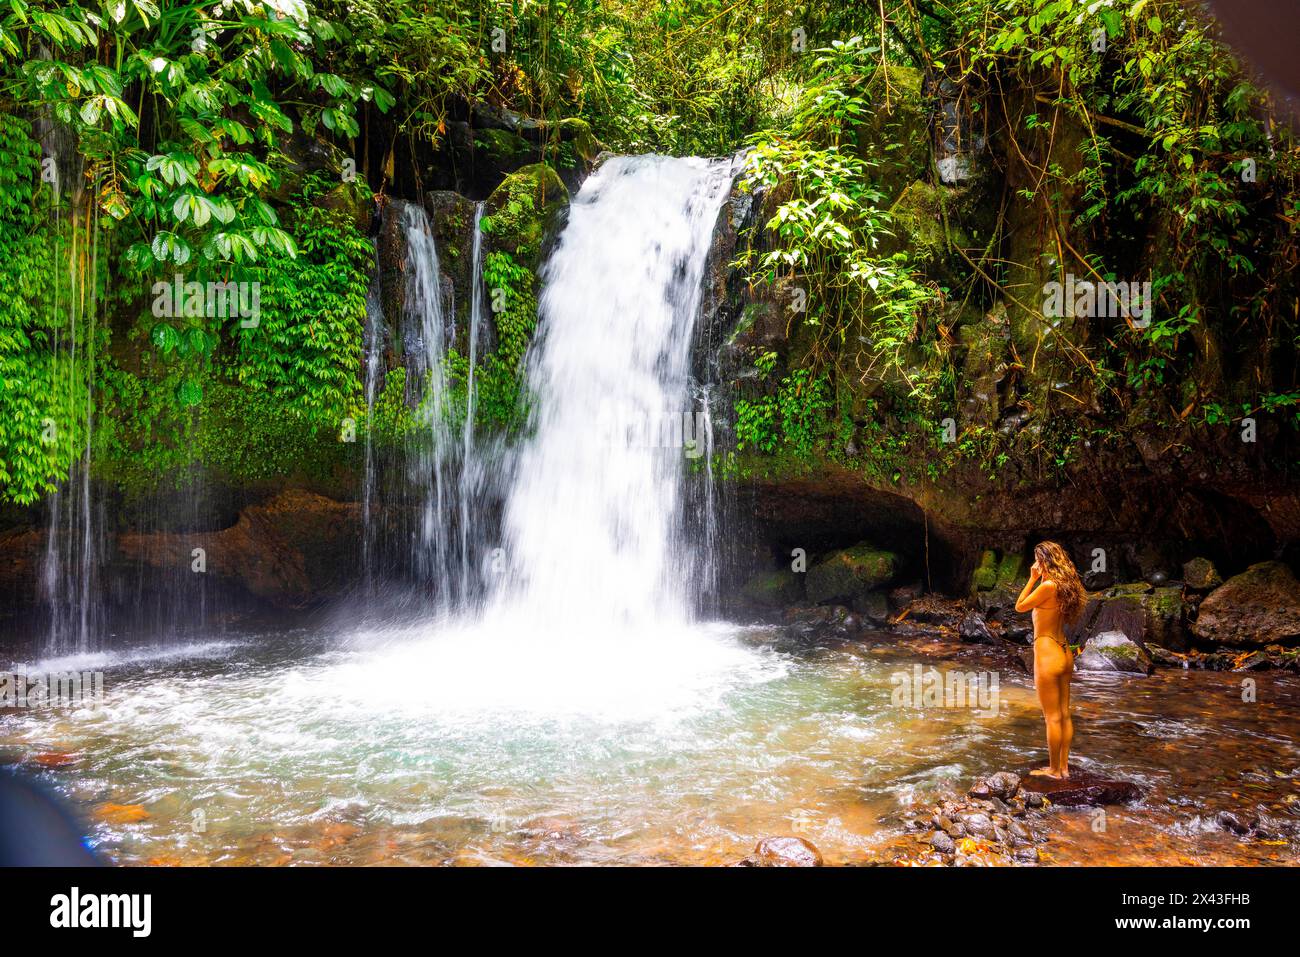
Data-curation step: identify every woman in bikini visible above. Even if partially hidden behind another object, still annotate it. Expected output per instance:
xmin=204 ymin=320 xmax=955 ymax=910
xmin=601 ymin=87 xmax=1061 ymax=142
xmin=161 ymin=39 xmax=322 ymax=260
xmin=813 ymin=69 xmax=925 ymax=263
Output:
xmin=1014 ymin=541 xmax=1087 ymax=779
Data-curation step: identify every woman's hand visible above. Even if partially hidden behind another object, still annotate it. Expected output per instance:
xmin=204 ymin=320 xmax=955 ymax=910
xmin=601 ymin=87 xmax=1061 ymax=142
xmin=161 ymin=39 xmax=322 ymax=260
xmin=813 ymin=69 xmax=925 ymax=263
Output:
xmin=1029 ymin=560 xmax=1043 ymax=582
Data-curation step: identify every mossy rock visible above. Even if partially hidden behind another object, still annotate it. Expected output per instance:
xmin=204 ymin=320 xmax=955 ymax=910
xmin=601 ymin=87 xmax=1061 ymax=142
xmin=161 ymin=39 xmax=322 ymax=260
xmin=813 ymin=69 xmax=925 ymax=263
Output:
xmin=806 ymin=544 xmax=898 ymax=605
xmin=995 ymin=552 xmax=1024 ymax=588
xmin=1141 ymin=585 xmax=1187 ymax=650
xmin=474 ymin=127 xmax=532 ymax=163
xmin=1182 ymin=557 xmax=1223 ymax=591
xmin=971 ymin=549 xmax=998 ymax=593
xmin=740 ymin=569 xmax=804 ymax=608
xmin=1077 ymin=631 xmax=1153 ymax=675
xmin=556 ymin=117 xmax=602 ymax=164
xmin=484 ymin=163 xmax=569 ymax=269
xmin=859 ymin=65 xmax=929 ymax=200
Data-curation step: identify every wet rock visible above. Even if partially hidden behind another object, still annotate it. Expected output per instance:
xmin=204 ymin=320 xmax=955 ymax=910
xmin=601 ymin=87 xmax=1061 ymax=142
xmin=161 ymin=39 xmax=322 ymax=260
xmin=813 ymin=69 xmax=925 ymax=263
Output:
xmin=96 ymin=803 xmax=150 ymax=825
xmin=783 ymin=604 xmax=860 ymax=641
xmin=1013 ymin=846 xmax=1040 ymax=863
xmin=852 ymin=590 xmax=891 ymax=626
xmin=960 ymin=610 xmax=995 ymax=643
xmin=805 ymin=543 xmax=898 ymax=606
xmin=1216 ymin=810 xmax=1253 ymax=835
xmin=970 ymin=549 xmax=999 ymax=593
xmin=1232 ymin=651 xmax=1273 ymax=671
xmin=1017 ymin=768 xmax=1143 ymax=807
xmin=1076 ymin=630 xmax=1154 ymax=675
xmin=739 ymin=569 xmax=804 ymax=609
xmin=1192 ymin=561 xmax=1300 ymax=647
xmin=959 ymin=811 xmax=995 ymax=838
xmin=975 ymin=550 xmax=1028 ymax=617
xmin=1182 ymin=557 xmax=1223 ymax=591
xmin=969 ymin=771 xmax=1021 ymax=801
xmin=888 ymin=581 xmax=924 ymax=612
xmin=901 ymin=595 xmax=964 ymax=627
xmin=118 ymin=489 xmax=362 ymax=610
xmin=738 ymin=835 xmax=824 ymax=867
xmin=929 ymin=830 xmax=956 ymax=855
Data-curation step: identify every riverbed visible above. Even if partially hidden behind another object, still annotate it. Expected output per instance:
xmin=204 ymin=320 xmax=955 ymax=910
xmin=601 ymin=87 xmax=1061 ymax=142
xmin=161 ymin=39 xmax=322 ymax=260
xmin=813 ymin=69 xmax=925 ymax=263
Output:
xmin=2 ymin=620 xmax=1296 ymax=866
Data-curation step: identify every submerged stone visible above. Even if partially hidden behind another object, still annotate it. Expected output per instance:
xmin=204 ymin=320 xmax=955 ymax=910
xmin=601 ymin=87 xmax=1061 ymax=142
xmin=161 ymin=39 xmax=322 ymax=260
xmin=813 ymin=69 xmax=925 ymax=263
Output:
xmin=737 ymin=835 xmax=824 ymax=867
xmin=1076 ymin=630 xmax=1153 ymax=675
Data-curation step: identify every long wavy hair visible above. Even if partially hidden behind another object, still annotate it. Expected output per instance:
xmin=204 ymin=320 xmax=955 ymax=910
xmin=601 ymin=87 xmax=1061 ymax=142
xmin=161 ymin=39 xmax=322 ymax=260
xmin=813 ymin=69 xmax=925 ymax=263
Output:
xmin=1034 ymin=541 xmax=1087 ymax=624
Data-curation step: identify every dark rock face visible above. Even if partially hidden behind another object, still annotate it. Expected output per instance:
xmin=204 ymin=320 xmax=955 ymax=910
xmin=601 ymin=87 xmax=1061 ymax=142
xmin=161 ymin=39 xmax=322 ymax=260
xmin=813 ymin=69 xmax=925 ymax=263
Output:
xmin=430 ymin=105 xmax=604 ymax=200
xmin=737 ymin=835 xmax=823 ymax=867
xmin=118 ymin=490 xmax=361 ymax=610
xmin=1192 ymin=561 xmax=1300 ymax=647
xmin=1017 ymin=768 xmax=1143 ymax=807
xmin=738 ymin=569 xmax=804 ymax=608
xmin=1076 ymin=630 xmax=1154 ymax=675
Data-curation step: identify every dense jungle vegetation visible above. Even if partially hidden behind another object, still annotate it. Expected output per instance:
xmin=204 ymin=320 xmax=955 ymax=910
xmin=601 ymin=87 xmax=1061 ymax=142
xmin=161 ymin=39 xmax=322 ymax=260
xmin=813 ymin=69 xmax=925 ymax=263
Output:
xmin=1 ymin=0 xmax=1297 ymax=507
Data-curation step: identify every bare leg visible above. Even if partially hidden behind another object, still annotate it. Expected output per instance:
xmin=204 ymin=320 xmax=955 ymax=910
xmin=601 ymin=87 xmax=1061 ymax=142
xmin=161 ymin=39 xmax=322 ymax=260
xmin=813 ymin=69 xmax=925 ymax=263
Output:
xmin=1057 ymin=668 xmax=1073 ymax=778
xmin=1032 ymin=645 xmax=1065 ymax=777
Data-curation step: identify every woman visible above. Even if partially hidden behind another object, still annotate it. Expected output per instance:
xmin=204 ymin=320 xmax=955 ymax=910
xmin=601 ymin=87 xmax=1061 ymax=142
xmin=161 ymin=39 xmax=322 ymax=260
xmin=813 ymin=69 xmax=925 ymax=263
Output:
xmin=1014 ymin=541 xmax=1087 ymax=779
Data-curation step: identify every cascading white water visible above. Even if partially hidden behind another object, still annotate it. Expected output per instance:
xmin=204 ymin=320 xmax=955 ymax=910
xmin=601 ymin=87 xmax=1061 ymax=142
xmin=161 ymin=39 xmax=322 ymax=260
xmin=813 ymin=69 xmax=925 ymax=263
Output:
xmin=490 ymin=155 xmax=739 ymax=629
xmin=360 ymin=247 xmax=385 ymax=598
xmin=457 ymin=202 xmax=487 ymax=599
xmin=401 ymin=202 xmax=455 ymax=603
xmin=393 ymin=200 xmax=501 ymax=613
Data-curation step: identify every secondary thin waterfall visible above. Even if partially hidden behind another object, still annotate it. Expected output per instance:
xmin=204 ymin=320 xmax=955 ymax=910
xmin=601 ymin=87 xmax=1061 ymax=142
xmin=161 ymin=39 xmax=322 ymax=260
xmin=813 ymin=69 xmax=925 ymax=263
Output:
xmin=491 ymin=155 xmax=738 ymax=628
xmin=458 ymin=202 xmax=487 ymax=599
xmin=360 ymin=247 xmax=385 ymax=599
xmin=397 ymin=200 xmax=498 ymax=613
xmin=41 ymin=201 xmax=102 ymax=655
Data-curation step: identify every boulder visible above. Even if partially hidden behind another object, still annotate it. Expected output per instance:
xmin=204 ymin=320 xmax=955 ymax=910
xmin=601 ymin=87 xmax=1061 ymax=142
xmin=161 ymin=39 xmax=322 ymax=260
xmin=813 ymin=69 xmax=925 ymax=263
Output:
xmin=959 ymin=611 xmax=995 ymax=644
xmin=968 ymin=771 xmax=1021 ymax=801
xmin=805 ymin=543 xmax=897 ymax=605
xmin=975 ymin=549 xmax=1028 ymax=616
xmin=737 ymin=836 xmax=823 ymax=867
xmin=739 ymin=569 xmax=803 ymax=608
xmin=1017 ymin=767 xmax=1143 ymax=807
xmin=1141 ymin=585 xmax=1187 ymax=650
xmin=970 ymin=549 xmax=999 ymax=592
xmin=1182 ymin=557 xmax=1223 ymax=591
xmin=1076 ymin=630 xmax=1153 ymax=675
xmin=783 ymin=604 xmax=860 ymax=641
xmin=852 ymin=590 xmax=891 ymax=626
xmin=1192 ymin=561 xmax=1300 ymax=647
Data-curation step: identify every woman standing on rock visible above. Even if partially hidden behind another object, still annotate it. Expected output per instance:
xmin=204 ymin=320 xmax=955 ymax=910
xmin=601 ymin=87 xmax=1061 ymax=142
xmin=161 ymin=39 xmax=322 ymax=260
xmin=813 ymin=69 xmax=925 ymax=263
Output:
xmin=1015 ymin=541 xmax=1087 ymax=779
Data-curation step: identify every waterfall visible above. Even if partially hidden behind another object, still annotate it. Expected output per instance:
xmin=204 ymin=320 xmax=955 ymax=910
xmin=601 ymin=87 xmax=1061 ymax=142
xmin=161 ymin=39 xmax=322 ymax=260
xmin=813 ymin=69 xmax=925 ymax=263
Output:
xmin=40 ymin=202 xmax=102 ymax=655
xmin=392 ymin=200 xmax=502 ymax=614
xmin=489 ymin=155 xmax=739 ymax=629
xmin=458 ymin=203 xmax=487 ymax=601
xmin=360 ymin=248 xmax=385 ymax=599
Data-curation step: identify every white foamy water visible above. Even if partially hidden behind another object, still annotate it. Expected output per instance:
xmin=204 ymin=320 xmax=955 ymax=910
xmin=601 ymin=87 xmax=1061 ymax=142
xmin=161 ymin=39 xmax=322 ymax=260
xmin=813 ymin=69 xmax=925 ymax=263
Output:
xmin=490 ymin=155 xmax=739 ymax=630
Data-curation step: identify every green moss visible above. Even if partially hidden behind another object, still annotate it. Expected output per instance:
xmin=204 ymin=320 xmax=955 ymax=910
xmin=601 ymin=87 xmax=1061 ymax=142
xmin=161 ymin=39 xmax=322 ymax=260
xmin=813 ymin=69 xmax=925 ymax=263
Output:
xmin=475 ymin=128 xmax=532 ymax=161
xmin=807 ymin=543 xmax=897 ymax=604
xmin=971 ymin=550 xmax=998 ymax=592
